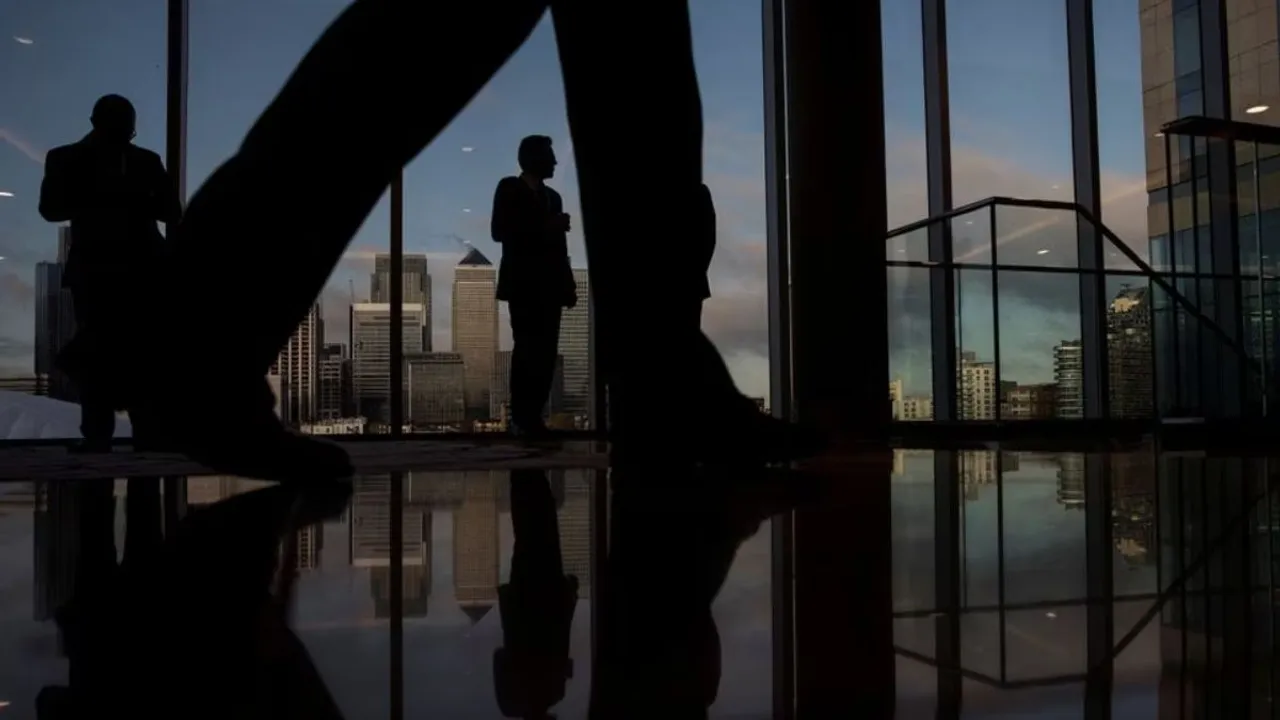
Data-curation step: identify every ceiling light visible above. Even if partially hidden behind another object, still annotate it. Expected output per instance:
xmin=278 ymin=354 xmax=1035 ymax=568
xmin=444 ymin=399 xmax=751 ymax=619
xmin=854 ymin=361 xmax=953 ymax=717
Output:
xmin=0 ymin=191 xmax=13 ymax=198
xmin=461 ymin=146 xmax=474 ymax=153
xmin=1153 ymin=131 xmax=1164 ymax=138
xmin=462 ymin=208 xmax=471 ymax=213
xmin=1246 ymin=104 xmax=1270 ymax=115
xmin=1036 ymin=249 xmax=1050 ymax=255
xmin=13 ymin=36 xmax=33 ymax=45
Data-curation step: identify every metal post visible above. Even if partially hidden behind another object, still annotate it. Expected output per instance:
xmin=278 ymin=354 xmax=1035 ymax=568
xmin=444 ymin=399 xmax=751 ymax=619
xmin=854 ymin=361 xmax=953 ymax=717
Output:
xmin=388 ymin=171 xmax=405 ymax=720
xmin=785 ymin=0 xmax=893 ymax=715
xmin=1066 ymin=0 xmax=1108 ymax=422
xmin=762 ymin=0 xmax=794 ymax=716
xmin=162 ymin=0 xmax=189 ymax=531
xmin=1199 ymin=0 xmax=1244 ymax=418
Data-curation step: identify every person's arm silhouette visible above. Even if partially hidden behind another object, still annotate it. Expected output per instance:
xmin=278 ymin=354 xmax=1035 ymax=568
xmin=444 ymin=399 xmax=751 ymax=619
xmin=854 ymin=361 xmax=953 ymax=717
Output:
xmin=39 ymin=146 xmax=83 ymax=223
xmin=145 ymin=150 xmax=182 ymax=225
xmin=491 ymin=176 xmax=524 ymax=245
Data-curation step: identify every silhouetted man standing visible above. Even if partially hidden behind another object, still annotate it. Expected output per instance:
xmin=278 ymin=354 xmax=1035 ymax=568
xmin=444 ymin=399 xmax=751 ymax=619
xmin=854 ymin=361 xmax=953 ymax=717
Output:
xmin=39 ymin=95 xmax=181 ymax=452
xmin=492 ymin=135 xmax=577 ymax=436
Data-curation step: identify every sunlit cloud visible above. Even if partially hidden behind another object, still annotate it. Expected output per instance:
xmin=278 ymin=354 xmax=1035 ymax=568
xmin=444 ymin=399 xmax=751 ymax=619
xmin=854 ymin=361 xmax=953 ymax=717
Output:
xmin=0 ymin=128 xmax=45 ymax=165
xmin=13 ymin=36 xmax=33 ymax=45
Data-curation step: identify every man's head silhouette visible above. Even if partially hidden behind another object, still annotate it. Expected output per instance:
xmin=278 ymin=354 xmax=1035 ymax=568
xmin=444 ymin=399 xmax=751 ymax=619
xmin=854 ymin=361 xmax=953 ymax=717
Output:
xmin=90 ymin=94 xmax=136 ymax=144
xmin=518 ymin=135 xmax=556 ymax=180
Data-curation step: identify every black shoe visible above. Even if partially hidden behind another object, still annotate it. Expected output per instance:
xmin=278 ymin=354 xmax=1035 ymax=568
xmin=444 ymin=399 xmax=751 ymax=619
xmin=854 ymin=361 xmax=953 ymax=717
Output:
xmin=510 ymin=420 xmax=556 ymax=442
xmin=611 ymin=406 xmax=825 ymax=467
xmin=68 ymin=439 xmax=113 ymax=454
xmin=129 ymin=379 xmax=353 ymax=482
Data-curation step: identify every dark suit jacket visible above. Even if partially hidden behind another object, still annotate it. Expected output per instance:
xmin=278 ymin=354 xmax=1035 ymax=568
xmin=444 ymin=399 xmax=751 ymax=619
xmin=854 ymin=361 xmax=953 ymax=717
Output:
xmin=491 ymin=176 xmax=575 ymax=306
xmin=39 ymin=136 xmax=181 ymax=289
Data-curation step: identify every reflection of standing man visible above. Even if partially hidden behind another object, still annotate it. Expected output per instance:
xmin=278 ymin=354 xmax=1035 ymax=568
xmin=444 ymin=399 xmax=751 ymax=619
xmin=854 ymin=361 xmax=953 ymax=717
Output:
xmin=492 ymin=135 xmax=577 ymax=437
xmin=39 ymin=94 xmax=181 ymax=452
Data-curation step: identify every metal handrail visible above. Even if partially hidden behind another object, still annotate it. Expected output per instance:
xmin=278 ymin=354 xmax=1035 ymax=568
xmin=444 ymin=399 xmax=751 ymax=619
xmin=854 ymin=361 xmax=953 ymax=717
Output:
xmin=886 ymin=196 xmax=1264 ymax=379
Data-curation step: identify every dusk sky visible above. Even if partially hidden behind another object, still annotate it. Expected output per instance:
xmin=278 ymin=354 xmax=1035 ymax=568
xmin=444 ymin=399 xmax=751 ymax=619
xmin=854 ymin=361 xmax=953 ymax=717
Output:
xmin=0 ymin=0 xmax=1152 ymax=400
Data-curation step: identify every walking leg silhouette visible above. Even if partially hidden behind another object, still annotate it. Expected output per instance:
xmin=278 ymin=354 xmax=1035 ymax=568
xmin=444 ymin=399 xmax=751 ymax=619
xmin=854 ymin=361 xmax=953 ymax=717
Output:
xmin=550 ymin=0 xmax=821 ymax=462
xmin=132 ymin=0 xmax=819 ymax=479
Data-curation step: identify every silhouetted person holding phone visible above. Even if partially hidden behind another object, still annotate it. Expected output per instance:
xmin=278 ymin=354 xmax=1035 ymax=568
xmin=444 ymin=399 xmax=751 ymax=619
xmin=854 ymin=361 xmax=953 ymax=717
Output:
xmin=39 ymin=94 xmax=180 ymax=452
xmin=492 ymin=135 xmax=576 ymax=437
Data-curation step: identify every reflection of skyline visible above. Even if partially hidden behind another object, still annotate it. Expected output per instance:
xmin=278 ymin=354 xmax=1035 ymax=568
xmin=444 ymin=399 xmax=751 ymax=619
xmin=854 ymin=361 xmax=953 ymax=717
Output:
xmin=182 ymin=472 xmax=593 ymax=623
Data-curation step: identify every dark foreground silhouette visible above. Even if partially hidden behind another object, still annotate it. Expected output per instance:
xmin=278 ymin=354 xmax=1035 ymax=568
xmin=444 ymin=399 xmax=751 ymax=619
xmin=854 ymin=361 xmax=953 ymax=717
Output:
xmin=39 ymin=94 xmax=180 ymax=452
xmin=38 ymin=480 xmax=351 ymax=719
xmin=97 ymin=0 xmax=820 ymax=480
xmin=495 ymin=466 xmax=821 ymax=719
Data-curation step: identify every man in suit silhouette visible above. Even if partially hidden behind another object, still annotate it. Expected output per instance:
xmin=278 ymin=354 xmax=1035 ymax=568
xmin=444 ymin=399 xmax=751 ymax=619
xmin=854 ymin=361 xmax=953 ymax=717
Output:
xmin=39 ymin=94 xmax=181 ymax=452
xmin=492 ymin=135 xmax=577 ymax=436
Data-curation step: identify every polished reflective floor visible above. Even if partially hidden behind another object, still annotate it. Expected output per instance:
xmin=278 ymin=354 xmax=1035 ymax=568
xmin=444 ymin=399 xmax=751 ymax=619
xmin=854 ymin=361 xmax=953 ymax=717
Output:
xmin=0 ymin=446 xmax=1273 ymax=718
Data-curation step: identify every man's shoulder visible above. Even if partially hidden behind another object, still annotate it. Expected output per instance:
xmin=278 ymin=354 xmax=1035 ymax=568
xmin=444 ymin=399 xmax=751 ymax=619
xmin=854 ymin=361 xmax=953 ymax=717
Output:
xmin=497 ymin=175 xmax=523 ymax=190
xmin=44 ymin=144 xmax=78 ymax=163
xmin=127 ymin=145 xmax=164 ymax=165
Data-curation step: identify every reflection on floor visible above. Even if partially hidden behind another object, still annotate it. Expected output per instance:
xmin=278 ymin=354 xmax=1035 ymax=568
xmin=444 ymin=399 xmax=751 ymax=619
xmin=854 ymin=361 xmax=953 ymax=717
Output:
xmin=0 ymin=448 xmax=1273 ymax=717
xmin=0 ymin=438 xmax=606 ymax=481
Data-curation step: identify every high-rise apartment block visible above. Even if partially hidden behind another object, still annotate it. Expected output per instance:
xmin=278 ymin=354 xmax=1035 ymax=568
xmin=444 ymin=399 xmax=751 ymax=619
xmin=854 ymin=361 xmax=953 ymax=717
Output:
xmin=270 ymin=303 xmax=322 ymax=425
xmin=557 ymin=268 xmax=592 ymax=419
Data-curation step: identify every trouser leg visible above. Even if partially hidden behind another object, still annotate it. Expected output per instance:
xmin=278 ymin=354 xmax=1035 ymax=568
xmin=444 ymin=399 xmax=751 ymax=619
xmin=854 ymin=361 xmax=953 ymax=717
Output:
xmin=549 ymin=1 xmax=745 ymax=440
xmin=510 ymin=302 xmax=561 ymax=426
xmin=69 ymin=282 xmax=117 ymax=445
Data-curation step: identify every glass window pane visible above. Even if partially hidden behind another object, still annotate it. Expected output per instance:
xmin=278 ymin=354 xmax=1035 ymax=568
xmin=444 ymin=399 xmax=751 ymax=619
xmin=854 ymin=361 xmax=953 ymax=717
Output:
xmin=189 ymin=1 xmax=389 ymax=433
xmin=956 ymin=269 xmax=996 ymax=420
xmin=946 ymin=0 xmax=1072 ymax=206
xmin=996 ymin=271 xmax=1081 ymax=420
xmin=889 ymin=266 xmax=933 ymax=420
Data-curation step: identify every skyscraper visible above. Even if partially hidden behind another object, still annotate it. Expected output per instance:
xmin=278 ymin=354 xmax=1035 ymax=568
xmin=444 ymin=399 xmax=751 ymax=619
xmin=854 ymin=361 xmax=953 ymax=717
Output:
xmin=317 ymin=342 xmax=351 ymax=420
xmin=351 ymin=303 xmax=428 ymax=423
xmin=270 ymin=303 xmax=322 ymax=425
xmin=1108 ymin=286 xmax=1154 ymax=418
xmin=1053 ymin=340 xmax=1085 ymax=419
xmin=407 ymin=352 xmax=467 ymax=427
xmin=452 ymin=248 xmax=498 ymax=421
xmin=34 ymin=226 xmax=77 ymax=401
xmin=371 ymin=253 xmax=432 ymax=352
xmin=557 ymin=268 xmax=592 ymax=420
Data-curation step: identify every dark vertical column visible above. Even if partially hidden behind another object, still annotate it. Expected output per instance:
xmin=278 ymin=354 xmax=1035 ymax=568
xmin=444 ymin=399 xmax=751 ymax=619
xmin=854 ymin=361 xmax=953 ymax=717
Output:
xmin=1066 ymin=0 xmax=1108 ymax=421
xmin=923 ymin=0 xmax=957 ymax=424
xmin=1083 ymin=453 xmax=1114 ymax=719
xmin=389 ymin=168 xmax=405 ymax=720
xmin=762 ymin=0 xmax=794 ymax=716
xmin=163 ymin=0 xmax=189 ymax=530
xmin=1066 ymin=1 xmax=1114 ymax=716
xmin=922 ymin=0 xmax=963 ymax=713
xmin=785 ymin=0 xmax=894 ymax=716
xmin=1199 ymin=0 xmax=1245 ymax=418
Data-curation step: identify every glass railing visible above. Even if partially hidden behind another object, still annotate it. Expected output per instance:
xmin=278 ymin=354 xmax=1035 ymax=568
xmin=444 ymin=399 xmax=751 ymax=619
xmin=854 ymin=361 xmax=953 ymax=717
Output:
xmin=887 ymin=196 xmax=1266 ymax=422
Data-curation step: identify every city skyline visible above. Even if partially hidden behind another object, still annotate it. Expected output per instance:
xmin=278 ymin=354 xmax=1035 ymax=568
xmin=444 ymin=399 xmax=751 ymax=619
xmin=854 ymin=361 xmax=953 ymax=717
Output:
xmin=0 ymin=0 xmax=1156 ymax=404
